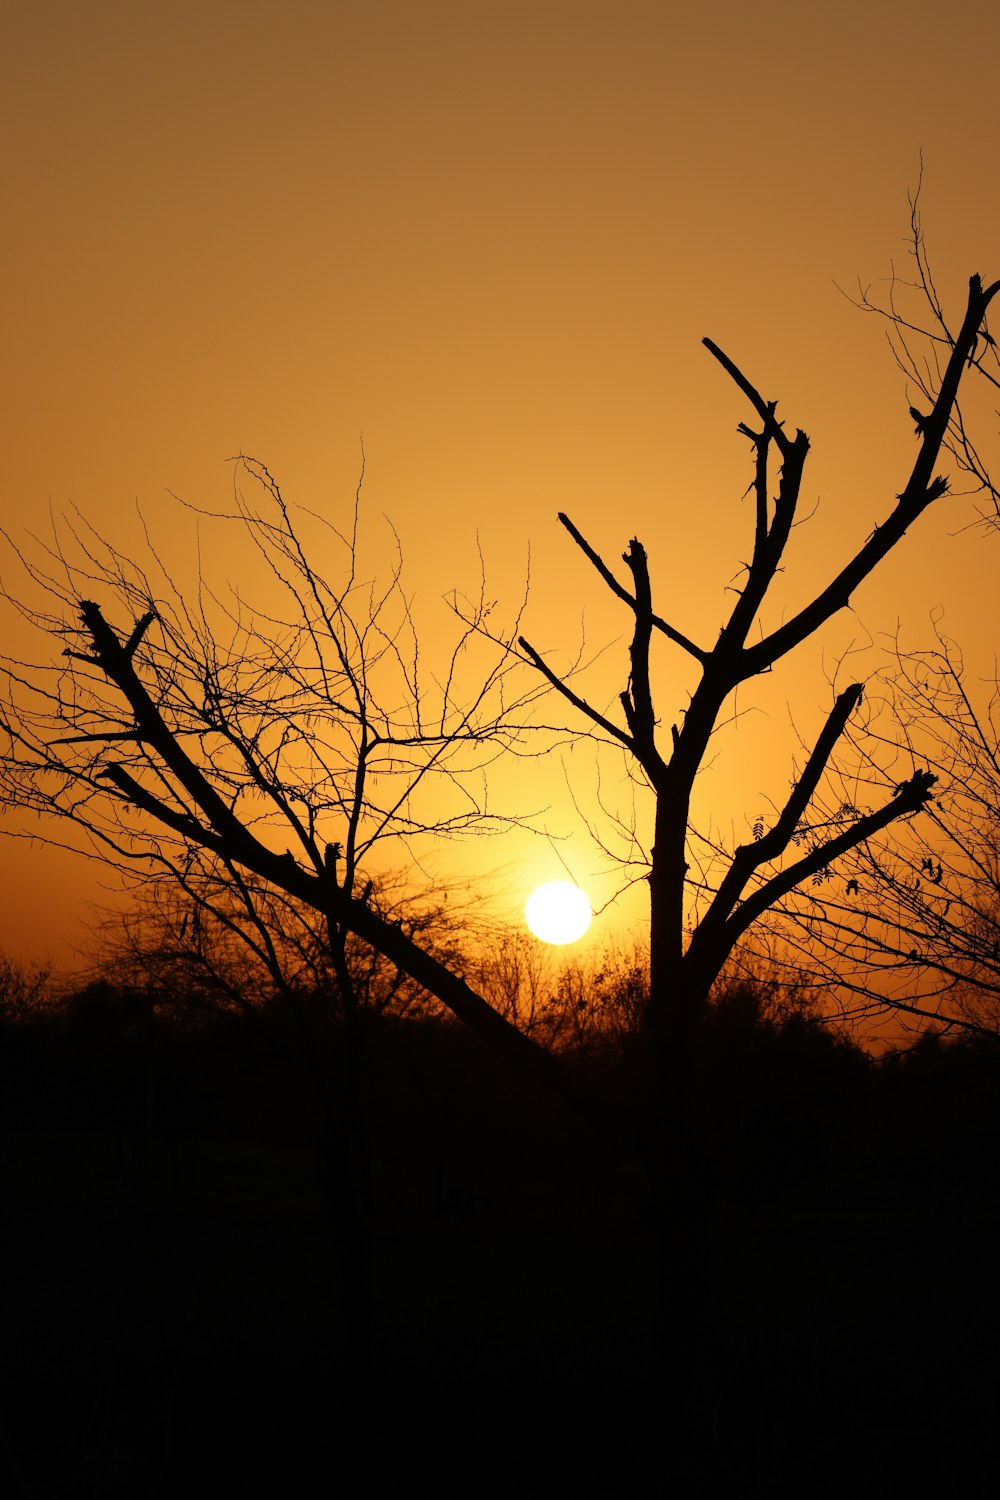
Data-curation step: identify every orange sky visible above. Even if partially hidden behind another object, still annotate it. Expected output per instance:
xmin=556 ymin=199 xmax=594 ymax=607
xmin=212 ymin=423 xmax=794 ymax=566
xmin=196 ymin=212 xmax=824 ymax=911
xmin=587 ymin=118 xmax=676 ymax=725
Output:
xmin=2 ymin=0 xmax=1000 ymax=971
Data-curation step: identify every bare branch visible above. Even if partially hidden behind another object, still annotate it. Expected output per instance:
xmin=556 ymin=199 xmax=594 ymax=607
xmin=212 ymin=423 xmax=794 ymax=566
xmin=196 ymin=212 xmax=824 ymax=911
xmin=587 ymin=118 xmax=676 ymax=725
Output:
xmin=557 ymin=513 xmax=706 ymax=662
xmin=517 ymin=635 xmax=635 ymax=752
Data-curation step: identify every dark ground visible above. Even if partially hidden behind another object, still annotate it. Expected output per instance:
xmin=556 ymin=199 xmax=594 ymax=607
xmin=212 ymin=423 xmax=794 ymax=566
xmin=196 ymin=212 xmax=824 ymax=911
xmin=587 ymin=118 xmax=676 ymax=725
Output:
xmin=1 ymin=989 xmax=998 ymax=1496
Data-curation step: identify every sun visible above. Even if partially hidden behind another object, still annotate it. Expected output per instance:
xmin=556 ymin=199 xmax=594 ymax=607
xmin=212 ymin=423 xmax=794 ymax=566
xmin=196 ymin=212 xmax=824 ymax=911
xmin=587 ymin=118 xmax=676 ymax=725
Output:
xmin=524 ymin=881 xmax=592 ymax=945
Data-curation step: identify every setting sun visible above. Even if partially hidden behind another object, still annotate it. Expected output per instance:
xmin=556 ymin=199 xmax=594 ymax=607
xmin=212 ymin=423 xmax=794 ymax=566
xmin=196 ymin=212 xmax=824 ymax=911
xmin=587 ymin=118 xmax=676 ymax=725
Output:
xmin=524 ymin=881 xmax=592 ymax=945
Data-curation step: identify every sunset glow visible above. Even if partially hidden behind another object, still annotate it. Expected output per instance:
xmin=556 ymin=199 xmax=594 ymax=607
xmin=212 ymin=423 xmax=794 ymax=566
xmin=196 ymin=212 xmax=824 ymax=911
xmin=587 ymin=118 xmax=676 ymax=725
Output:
xmin=0 ymin=3 xmax=997 ymax=982
xmin=0 ymin=9 xmax=996 ymax=1487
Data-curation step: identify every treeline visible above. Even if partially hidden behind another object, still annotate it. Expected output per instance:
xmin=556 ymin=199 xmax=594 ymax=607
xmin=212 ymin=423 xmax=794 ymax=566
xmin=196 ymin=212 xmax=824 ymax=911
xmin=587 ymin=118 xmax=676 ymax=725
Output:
xmin=3 ymin=950 xmax=999 ymax=1240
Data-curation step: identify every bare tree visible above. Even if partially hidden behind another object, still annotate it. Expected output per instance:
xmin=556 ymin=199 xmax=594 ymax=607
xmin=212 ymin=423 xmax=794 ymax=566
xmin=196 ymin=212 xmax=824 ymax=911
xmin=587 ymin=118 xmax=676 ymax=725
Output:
xmin=487 ymin=225 xmax=1000 ymax=1464
xmin=517 ymin=264 xmax=999 ymax=1086
xmin=764 ymin=625 xmax=1000 ymax=1041
xmin=0 ymin=455 xmax=575 ymax=1097
xmin=0 ymin=453 xmax=583 ymax=1427
xmin=742 ymin=189 xmax=1000 ymax=1044
xmin=849 ymin=164 xmax=1000 ymax=524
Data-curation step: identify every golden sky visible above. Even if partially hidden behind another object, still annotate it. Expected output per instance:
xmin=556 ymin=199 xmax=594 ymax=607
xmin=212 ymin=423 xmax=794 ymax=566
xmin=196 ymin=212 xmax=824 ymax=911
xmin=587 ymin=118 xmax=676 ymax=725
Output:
xmin=2 ymin=0 xmax=1000 ymax=968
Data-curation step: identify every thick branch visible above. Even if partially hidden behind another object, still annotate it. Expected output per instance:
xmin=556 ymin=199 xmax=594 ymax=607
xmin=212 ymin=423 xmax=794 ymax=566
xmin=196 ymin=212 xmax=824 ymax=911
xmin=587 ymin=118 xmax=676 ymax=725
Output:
xmin=702 ymin=340 xmax=797 ymax=457
xmin=743 ymin=416 xmax=773 ymax=562
xmin=620 ymin=540 xmax=656 ymax=752
xmin=696 ymin=682 xmax=865 ymax=938
xmin=78 ymin=601 xmax=257 ymax=859
xmin=706 ymin=768 xmax=937 ymax=970
xmin=718 ymin=429 xmax=810 ymax=655
xmin=742 ymin=274 xmax=1000 ymax=676
xmin=100 ymin=764 xmax=228 ymax=852
xmin=557 ymin=513 xmax=706 ymax=663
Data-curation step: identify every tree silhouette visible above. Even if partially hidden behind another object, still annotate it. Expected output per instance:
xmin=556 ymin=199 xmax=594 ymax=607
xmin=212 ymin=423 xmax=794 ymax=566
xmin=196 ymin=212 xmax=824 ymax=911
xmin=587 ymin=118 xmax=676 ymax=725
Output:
xmin=480 ymin=258 xmax=994 ymax=1448
xmin=768 ymin=623 xmax=1000 ymax=1039
xmin=735 ymin=189 xmax=1000 ymax=1042
xmin=2 ymin=230 xmax=999 ymax=1488
xmin=0 ymin=460 xmax=584 ymax=1095
xmin=517 ymin=269 xmax=999 ymax=1082
xmin=850 ymin=169 xmax=1000 ymax=525
xmin=1 ymin=256 xmax=998 ymax=1100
